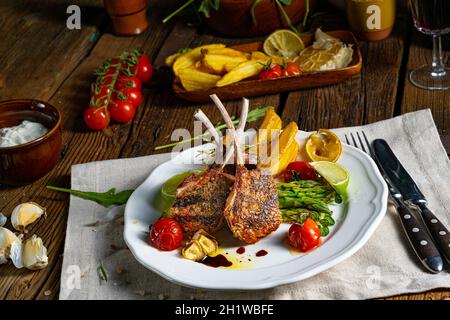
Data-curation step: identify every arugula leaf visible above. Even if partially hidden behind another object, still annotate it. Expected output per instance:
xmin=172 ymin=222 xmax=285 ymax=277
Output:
xmin=47 ymin=186 xmax=134 ymax=207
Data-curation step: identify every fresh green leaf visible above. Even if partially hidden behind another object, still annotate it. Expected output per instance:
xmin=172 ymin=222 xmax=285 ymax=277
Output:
xmin=47 ymin=186 xmax=134 ymax=207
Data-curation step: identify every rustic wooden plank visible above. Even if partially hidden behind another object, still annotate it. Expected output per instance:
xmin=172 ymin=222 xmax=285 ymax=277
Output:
xmin=400 ymin=32 xmax=450 ymax=133
xmin=0 ymin=0 xmax=107 ymax=101
xmin=0 ymin=0 xmax=175 ymax=299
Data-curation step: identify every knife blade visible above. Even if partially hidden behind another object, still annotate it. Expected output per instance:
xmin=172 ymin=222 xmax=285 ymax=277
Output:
xmin=373 ymin=139 xmax=450 ymax=264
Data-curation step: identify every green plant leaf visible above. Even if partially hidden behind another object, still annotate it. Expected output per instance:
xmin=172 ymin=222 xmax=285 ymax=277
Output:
xmin=47 ymin=186 xmax=134 ymax=207
xmin=278 ymin=0 xmax=292 ymax=5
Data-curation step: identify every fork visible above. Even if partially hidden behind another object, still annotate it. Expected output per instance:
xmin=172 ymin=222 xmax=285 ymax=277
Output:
xmin=345 ymin=131 xmax=443 ymax=273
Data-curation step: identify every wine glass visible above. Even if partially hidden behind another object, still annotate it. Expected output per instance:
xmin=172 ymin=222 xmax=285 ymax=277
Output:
xmin=408 ymin=0 xmax=450 ymax=90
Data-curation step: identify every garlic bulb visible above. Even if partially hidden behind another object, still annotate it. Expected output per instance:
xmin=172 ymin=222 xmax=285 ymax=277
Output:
xmin=22 ymin=235 xmax=48 ymax=270
xmin=0 ymin=227 xmax=22 ymax=266
xmin=11 ymin=202 xmax=45 ymax=232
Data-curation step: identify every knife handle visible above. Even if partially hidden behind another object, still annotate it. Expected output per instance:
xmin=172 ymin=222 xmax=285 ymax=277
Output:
xmin=396 ymin=204 xmax=443 ymax=273
xmin=419 ymin=204 xmax=450 ymax=264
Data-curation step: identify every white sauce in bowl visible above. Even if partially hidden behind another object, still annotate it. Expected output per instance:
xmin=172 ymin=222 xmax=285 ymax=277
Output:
xmin=0 ymin=120 xmax=49 ymax=148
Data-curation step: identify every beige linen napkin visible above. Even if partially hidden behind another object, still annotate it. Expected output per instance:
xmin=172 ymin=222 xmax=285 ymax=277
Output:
xmin=59 ymin=109 xmax=450 ymax=300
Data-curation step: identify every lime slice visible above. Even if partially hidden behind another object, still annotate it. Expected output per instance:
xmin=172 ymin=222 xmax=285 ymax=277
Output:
xmin=153 ymin=170 xmax=201 ymax=214
xmin=309 ymin=161 xmax=349 ymax=197
xmin=263 ymin=30 xmax=305 ymax=59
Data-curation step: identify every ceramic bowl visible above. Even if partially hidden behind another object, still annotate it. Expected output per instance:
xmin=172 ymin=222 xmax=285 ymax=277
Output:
xmin=0 ymin=99 xmax=62 ymax=185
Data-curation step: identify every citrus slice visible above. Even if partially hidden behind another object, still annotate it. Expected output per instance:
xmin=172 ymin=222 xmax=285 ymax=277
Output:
xmin=263 ymin=30 xmax=305 ymax=59
xmin=305 ymin=129 xmax=342 ymax=162
xmin=154 ymin=170 xmax=201 ymax=213
xmin=309 ymin=161 xmax=349 ymax=197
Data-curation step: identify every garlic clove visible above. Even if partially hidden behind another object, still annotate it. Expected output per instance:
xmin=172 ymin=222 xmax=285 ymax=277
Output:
xmin=22 ymin=235 xmax=48 ymax=270
xmin=11 ymin=202 xmax=46 ymax=232
xmin=191 ymin=229 xmax=218 ymax=256
xmin=0 ymin=226 xmax=22 ymax=265
xmin=0 ymin=213 xmax=6 ymax=227
xmin=182 ymin=240 xmax=205 ymax=262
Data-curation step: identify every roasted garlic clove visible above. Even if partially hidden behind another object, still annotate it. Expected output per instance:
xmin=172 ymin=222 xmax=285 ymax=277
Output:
xmin=182 ymin=240 xmax=205 ymax=262
xmin=11 ymin=202 xmax=46 ymax=232
xmin=22 ymin=235 xmax=48 ymax=270
xmin=0 ymin=226 xmax=22 ymax=266
xmin=192 ymin=229 xmax=218 ymax=256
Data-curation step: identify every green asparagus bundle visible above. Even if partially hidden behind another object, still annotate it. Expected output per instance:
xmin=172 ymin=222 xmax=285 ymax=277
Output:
xmin=277 ymin=179 xmax=341 ymax=236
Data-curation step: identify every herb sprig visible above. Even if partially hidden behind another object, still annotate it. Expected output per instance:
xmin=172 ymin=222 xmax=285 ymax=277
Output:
xmin=47 ymin=186 xmax=134 ymax=207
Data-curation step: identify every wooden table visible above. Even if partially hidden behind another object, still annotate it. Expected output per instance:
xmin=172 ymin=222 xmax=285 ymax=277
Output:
xmin=0 ymin=0 xmax=449 ymax=300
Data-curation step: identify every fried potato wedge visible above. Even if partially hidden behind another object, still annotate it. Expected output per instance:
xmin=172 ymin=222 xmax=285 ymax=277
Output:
xmin=202 ymin=54 xmax=248 ymax=74
xmin=216 ymin=60 xmax=265 ymax=87
xmin=202 ymin=47 xmax=246 ymax=57
xmin=259 ymin=121 xmax=299 ymax=176
xmin=178 ymin=68 xmax=222 ymax=91
xmin=251 ymin=51 xmax=285 ymax=65
xmin=173 ymin=44 xmax=226 ymax=76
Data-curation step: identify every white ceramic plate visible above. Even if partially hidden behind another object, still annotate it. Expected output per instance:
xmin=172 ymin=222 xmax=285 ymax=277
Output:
xmin=124 ymin=132 xmax=388 ymax=290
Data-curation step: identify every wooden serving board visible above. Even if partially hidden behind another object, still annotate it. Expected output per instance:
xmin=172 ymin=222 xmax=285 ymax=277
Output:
xmin=173 ymin=30 xmax=363 ymax=103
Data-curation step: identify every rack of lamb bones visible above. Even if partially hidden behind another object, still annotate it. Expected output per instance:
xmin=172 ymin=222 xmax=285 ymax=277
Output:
xmin=168 ymin=94 xmax=281 ymax=244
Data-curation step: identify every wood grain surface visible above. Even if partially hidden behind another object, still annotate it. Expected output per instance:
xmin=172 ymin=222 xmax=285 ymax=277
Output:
xmin=0 ymin=0 xmax=448 ymax=300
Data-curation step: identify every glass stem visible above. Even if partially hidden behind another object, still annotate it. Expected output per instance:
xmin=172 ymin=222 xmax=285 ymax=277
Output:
xmin=431 ymin=35 xmax=446 ymax=76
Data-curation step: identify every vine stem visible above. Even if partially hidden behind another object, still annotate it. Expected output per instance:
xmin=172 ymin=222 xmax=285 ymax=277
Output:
xmin=163 ymin=0 xmax=195 ymax=23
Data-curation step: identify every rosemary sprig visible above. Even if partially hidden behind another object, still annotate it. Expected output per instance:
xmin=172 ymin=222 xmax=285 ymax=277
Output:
xmin=154 ymin=106 xmax=270 ymax=151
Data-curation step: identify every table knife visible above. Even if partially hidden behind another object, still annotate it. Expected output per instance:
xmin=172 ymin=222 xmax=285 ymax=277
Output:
xmin=373 ymin=138 xmax=450 ymax=265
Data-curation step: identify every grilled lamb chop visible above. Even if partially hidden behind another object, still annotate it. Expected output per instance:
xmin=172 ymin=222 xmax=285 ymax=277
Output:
xmin=168 ymin=110 xmax=235 ymax=235
xmin=211 ymin=94 xmax=281 ymax=244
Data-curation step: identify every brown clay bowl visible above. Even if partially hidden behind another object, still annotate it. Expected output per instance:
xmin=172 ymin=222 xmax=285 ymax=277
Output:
xmin=0 ymin=99 xmax=62 ymax=186
xmin=204 ymin=0 xmax=315 ymax=37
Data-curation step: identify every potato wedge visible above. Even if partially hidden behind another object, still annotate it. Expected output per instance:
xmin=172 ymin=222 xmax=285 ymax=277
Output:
xmin=251 ymin=51 xmax=285 ymax=65
xmin=203 ymin=47 xmax=246 ymax=57
xmin=165 ymin=52 xmax=181 ymax=67
xmin=259 ymin=121 xmax=299 ymax=176
xmin=216 ymin=60 xmax=265 ymax=87
xmin=173 ymin=44 xmax=226 ymax=76
xmin=178 ymin=68 xmax=222 ymax=91
xmin=203 ymin=54 xmax=248 ymax=74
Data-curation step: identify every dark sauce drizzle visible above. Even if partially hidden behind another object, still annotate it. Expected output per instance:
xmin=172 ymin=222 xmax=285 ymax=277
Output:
xmin=201 ymin=254 xmax=232 ymax=268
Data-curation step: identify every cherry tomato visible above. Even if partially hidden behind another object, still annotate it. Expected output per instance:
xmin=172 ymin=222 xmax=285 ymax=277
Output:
xmin=280 ymin=69 xmax=289 ymax=77
xmin=285 ymin=62 xmax=302 ymax=77
xmin=131 ymin=54 xmax=153 ymax=83
xmin=287 ymin=218 xmax=321 ymax=252
xmin=149 ymin=218 xmax=183 ymax=251
xmin=109 ymin=100 xmax=136 ymax=123
xmin=84 ymin=106 xmax=110 ymax=130
xmin=283 ymin=161 xmax=319 ymax=182
xmin=113 ymin=88 xmax=143 ymax=107
xmin=116 ymin=75 xmax=142 ymax=91
xmin=259 ymin=64 xmax=282 ymax=80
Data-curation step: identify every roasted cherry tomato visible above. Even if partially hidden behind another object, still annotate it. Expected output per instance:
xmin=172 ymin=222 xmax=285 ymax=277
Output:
xmin=285 ymin=62 xmax=302 ymax=77
xmin=287 ymin=218 xmax=320 ymax=252
xmin=109 ymin=100 xmax=136 ymax=123
xmin=116 ymin=75 xmax=142 ymax=91
xmin=131 ymin=54 xmax=153 ymax=83
xmin=149 ymin=218 xmax=183 ymax=251
xmin=84 ymin=106 xmax=110 ymax=130
xmin=259 ymin=64 xmax=282 ymax=80
xmin=283 ymin=161 xmax=319 ymax=182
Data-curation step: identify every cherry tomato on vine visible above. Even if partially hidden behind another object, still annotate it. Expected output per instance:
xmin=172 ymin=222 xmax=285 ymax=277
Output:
xmin=149 ymin=218 xmax=183 ymax=251
xmin=287 ymin=219 xmax=321 ymax=252
xmin=109 ymin=100 xmax=136 ymax=123
xmin=116 ymin=75 xmax=142 ymax=91
xmin=84 ymin=106 xmax=110 ymax=130
xmin=120 ymin=88 xmax=143 ymax=107
xmin=283 ymin=161 xmax=319 ymax=182
xmin=131 ymin=54 xmax=153 ymax=83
